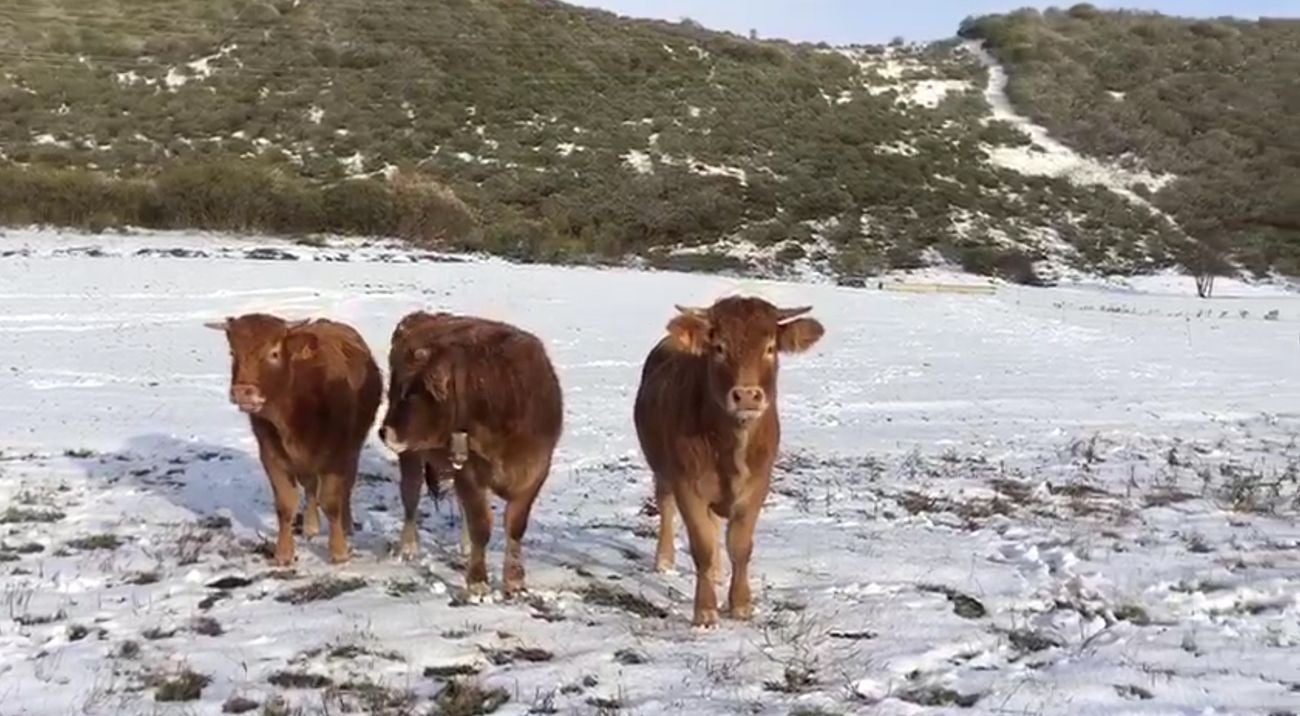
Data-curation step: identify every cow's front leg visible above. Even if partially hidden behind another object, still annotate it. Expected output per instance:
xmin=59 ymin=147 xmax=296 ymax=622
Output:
xmin=397 ymin=452 xmax=425 ymax=559
xmin=675 ymin=486 xmax=721 ymax=628
xmin=453 ymin=467 xmax=493 ymax=597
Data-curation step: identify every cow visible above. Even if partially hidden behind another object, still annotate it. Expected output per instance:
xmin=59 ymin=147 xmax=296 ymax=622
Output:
xmin=206 ymin=313 xmax=383 ymax=566
xmin=633 ymin=297 xmax=824 ymax=627
xmin=379 ymin=310 xmax=563 ymax=597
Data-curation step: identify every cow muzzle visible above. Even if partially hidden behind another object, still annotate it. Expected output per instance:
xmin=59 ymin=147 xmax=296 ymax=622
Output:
xmin=727 ymin=385 xmax=768 ymax=423
xmin=380 ymin=425 xmax=408 ymax=454
xmin=229 ymin=384 xmax=266 ymax=414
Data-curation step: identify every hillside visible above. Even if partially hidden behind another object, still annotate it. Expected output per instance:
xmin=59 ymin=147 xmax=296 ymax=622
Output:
xmin=0 ymin=1 xmax=1291 ymax=282
xmin=961 ymin=6 xmax=1300 ymax=277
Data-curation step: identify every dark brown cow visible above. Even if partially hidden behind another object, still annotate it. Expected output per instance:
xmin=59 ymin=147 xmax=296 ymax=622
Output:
xmin=207 ymin=313 xmax=383 ymax=566
xmin=633 ymin=297 xmax=824 ymax=627
xmin=380 ymin=310 xmax=563 ymax=597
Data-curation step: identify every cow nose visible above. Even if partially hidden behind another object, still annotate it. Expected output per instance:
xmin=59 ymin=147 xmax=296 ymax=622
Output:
xmin=230 ymin=384 xmax=263 ymax=409
xmin=729 ymin=386 xmax=766 ymax=410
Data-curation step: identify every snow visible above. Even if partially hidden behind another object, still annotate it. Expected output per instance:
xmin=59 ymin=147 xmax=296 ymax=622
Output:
xmin=966 ymin=42 xmax=1177 ymax=207
xmin=1 ymin=229 xmax=1299 ymax=715
xmin=339 ymin=151 xmax=365 ymax=176
xmin=622 ymin=149 xmax=654 ymax=174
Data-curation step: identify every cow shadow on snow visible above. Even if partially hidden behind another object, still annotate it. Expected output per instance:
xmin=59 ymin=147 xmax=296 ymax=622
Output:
xmin=75 ymin=434 xmax=682 ymax=607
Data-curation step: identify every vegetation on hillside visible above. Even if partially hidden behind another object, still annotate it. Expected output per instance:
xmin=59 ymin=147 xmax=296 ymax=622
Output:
xmin=0 ymin=0 xmax=1258 ymax=280
xmin=961 ymin=5 xmax=1300 ymax=277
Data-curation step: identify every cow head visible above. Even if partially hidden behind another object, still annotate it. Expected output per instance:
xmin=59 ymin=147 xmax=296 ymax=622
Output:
xmin=205 ymin=313 xmax=315 ymax=415
xmin=665 ymin=297 xmax=824 ymax=425
xmin=379 ymin=341 xmax=464 ymax=454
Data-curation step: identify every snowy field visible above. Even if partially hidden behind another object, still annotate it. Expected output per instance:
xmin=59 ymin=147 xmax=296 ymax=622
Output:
xmin=2 ymin=229 xmax=1299 ymax=715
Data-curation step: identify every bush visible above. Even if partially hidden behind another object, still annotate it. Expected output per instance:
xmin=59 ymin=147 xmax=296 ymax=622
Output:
xmin=389 ymin=171 xmax=478 ymax=247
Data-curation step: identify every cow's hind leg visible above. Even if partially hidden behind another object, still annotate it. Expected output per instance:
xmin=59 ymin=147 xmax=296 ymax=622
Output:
xmin=502 ymin=456 xmax=551 ymax=597
xmin=453 ymin=466 xmax=493 ymax=597
xmin=397 ymin=452 xmax=424 ymax=560
xmin=319 ymin=470 xmax=354 ymax=564
xmin=654 ymin=477 xmax=677 ymax=573
xmin=300 ymin=474 xmax=321 ymax=539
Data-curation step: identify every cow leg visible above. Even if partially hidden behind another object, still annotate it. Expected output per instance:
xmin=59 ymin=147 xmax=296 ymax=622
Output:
xmin=502 ymin=459 xmax=550 ymax=597
xmin=255 ymin=437 xmax=299 ymax=567
xmin=300 ymin=474 xmax=321 ymax=539
xmin=453 ymin=468 xmax=493 ymax=597
xmin=675 ymin=485 xmax=721 ymax=628
xmin=708 ymin=512 xmax=724 ymax=586
xmin=343 ymin=467 xmax=357 ymax=536
xmin=319 ymin=471 xmax=353 ymax=564
xmin=397 ymin=452 xmax=424 ymax=560
xmin=723 ymin=506 xmax=760 ymax=620
xmin=654 ymin=477 xmax=677 ymax=573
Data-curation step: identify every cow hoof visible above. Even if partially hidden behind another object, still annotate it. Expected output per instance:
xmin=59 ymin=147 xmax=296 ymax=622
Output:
xmin=466 ymin=581 xmax=490 ymax=599
xmin=692 ymin=609 xmax=720 ymax=629
xmin=329 ymin=550 xmax=351 ymax=565
xmin=724 ymin=604 xmax=754 ymax=621
xmin=654 ymin=558 xmax=676 ymax=574
xmin=503 ymin=579 xmax=526 ymax=598
xmin=399 ymin=541 xmax=418 ymax=561
xmin=274 ymin=553 xmax=296 ymax=567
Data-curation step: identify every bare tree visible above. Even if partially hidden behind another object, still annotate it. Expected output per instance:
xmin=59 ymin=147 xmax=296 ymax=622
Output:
xmin=1182 ymin=234 xmax=1232 ymax=300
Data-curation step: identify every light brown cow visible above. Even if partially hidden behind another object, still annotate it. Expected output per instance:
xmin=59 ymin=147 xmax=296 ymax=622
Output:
xmin=633 ymin=297 xmax=824 ymax=627
xmin=207 ymin=313 xmax=383 ymax=566
xmin=379 ymin=310 xmax=563 ymax=597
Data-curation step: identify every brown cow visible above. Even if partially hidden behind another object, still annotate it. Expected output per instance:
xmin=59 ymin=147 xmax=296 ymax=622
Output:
xmin=206 ymin=313 xmax=383 ymax=566
xmin=633 ymin=297 xmax=824 ymax=627
xmin=379 ymin=310 xmax=563 ymax=597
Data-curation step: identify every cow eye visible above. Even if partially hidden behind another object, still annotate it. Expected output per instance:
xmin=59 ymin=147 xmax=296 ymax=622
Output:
xmin=712 ymin=343 xmax=726 ymax=358
xmin=268 ymin=347 xmax=281 ymax=362
xmin=765 ymin=343 xmax=776 ymax=357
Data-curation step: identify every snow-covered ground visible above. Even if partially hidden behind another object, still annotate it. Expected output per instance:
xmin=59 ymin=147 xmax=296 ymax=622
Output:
xmin=2 ymin=230 xmax=1299 ymax=715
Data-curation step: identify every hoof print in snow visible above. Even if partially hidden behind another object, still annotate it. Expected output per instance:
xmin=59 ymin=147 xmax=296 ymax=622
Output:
xmin=918 ymin=584 xmax=986 ymax=619
xmin=482 ymin=646 xmax=554 ymax=666
xmin=424 ymin=663 xmax=482 ymax=680
xmin=198 ymin=514 xmax=232 ymax=530
xmin=207 ymin=574 xmax=255 ymax=590
xmin=268 ymin=671 xmax=333 ymax=689
xmin=1115 ymin=684 xmax=1154 ymax=701
xmin=897 ymin=684 xmax=982 ymax=708
xmin=222 ymin=695 xmax=259 ymax=714
xmin=275 ymin=576 xmax=366 ymax=605
xmin=190 ymin=616 xmax=223 ymax=636
xmin=579 ymin=583 xmax=668 ymax=619
xmin=1006 ymin=629 xmax=1064 ymax=653
xmin=613 ymin=648 xmax=649 ymax=665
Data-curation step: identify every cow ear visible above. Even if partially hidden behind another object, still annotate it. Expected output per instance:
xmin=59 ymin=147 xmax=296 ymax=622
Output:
xmin=422 ymin=361 xmax=452 ymax=400
xmin=777 ymin=317 xmax=824 ymax=354
xmin=285 ymin=333 xmax=319 ymax=362
xmin=665 ymin=311 xmax=710 ymax=355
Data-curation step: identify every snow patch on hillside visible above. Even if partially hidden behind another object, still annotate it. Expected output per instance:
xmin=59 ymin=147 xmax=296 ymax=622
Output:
xmin=965 ymin=42 xmax=1177 ymax=212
